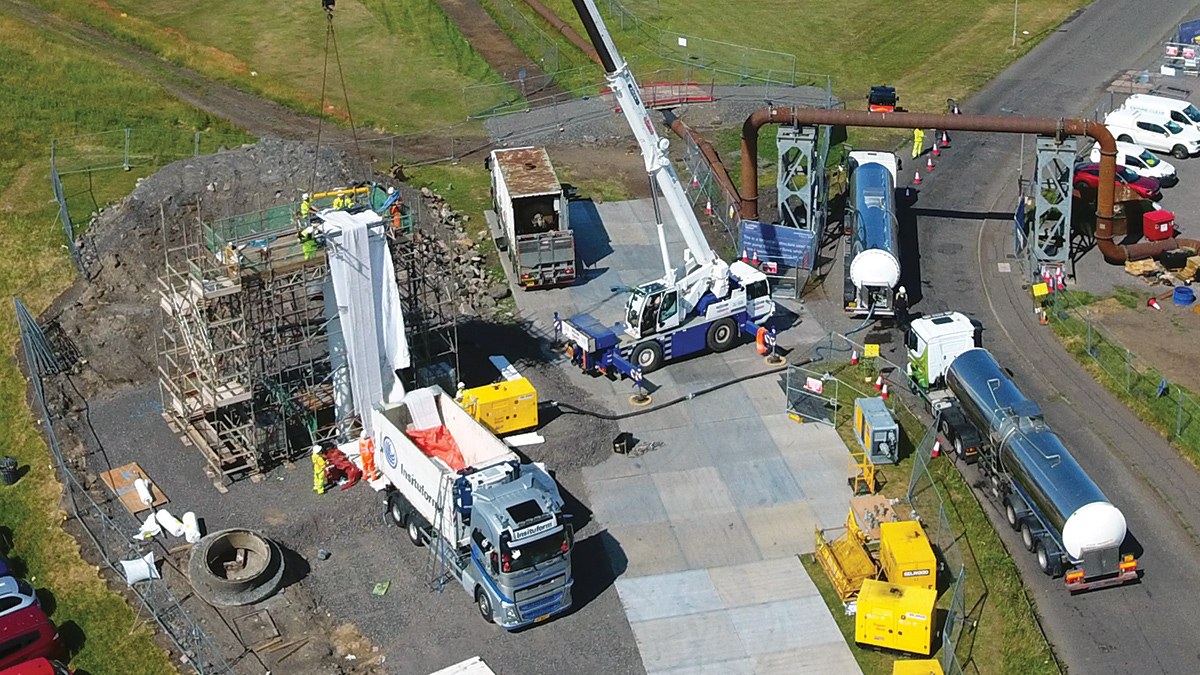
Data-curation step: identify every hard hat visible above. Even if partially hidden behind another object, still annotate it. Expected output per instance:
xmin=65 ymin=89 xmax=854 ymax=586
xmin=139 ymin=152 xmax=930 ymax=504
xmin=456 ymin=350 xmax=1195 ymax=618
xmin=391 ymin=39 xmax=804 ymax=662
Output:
xmin=311 ymin=444 xmax=323 ymax=455
xmin=898 ymin=286 xmax=906 ymax=294
xmin=387 ymin=186 xmax=395 ymax=195
xmin=303 ymin=193 xmax=310 ymax=200
xmin=360 ymin=430 xmax=368 ymax=439
xmin=303 ymin=226 xmax=314 ymax=235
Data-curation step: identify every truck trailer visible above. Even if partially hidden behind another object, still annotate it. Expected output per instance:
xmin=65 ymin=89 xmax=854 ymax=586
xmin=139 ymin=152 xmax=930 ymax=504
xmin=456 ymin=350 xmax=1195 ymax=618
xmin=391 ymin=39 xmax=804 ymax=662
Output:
xmin=372 ymin=387 xmax=573 ymax=628
xmin=907 ymin=314 xmax=1139 ymax=591
xmin=487 ymin=147 xmax=576 ymax=289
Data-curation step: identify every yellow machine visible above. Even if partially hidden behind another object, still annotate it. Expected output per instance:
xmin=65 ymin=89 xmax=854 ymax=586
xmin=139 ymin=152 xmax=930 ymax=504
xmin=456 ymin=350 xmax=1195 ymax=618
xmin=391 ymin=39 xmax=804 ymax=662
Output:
xmin=855 ymin=579 xmax=936 ymax=656
xmin=457 ymin=378 xmax=538 ymax=435
xmin=814 ymin=511 xmax=880 ymax=602
xmin=892 ymin=660 xmax=945 ymax=675
xmin=879 ymin=521 xmax=937 ymax=590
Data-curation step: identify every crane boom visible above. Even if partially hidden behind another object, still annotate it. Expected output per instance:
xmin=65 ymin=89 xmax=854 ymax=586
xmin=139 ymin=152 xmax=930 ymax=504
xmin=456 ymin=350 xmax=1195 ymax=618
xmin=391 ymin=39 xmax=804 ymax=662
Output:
xmin=570 ymin=0 xmax=719 ymax=279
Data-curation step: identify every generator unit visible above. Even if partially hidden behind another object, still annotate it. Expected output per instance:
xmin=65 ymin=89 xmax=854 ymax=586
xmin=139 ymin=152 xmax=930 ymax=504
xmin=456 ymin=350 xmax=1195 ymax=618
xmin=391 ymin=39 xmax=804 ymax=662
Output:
xmin=854 ymin=398 xmax=900 ymax=464
xmin=879 ymin=521 xmax=937 ymax=591
xmin=456 ymin=378 xmax=538 ymax=435
xmin=855 ymin=579 xmax=936 ymax=656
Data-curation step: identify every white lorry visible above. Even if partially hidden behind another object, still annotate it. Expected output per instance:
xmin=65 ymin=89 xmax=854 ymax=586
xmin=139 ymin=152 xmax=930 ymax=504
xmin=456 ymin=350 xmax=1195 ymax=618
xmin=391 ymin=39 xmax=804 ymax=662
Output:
xmin=372 ymin=387 xmax=573 ymax=629
xmin=905 ymin=311 xmax=982 ymax=463
xmin=487 ymin=147 xmax=576 ymax=289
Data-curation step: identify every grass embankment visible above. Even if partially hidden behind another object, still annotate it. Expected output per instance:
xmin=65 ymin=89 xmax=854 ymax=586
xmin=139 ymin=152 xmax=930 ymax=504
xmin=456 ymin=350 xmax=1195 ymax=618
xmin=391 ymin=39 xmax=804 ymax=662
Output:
xmin=1048 ymin=292 xmax=1200 ymax=466
xmin=798 ymin=360 xmax=1058 ymax=675
xmin=0 ymin=11 xmax=253 ymax=673
xmin=26 ymin=0 xmax=503 ymax=133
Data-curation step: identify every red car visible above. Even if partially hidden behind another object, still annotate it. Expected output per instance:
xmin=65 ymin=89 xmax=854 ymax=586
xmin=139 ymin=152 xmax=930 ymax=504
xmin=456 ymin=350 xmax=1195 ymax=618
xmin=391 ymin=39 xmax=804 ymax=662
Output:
xmin=0 ymin=659 xmax=72 ymax=675
xmin=0 ymin=607 xmax=59 ymax=671
xmin=1073 ymin=163 xmax=1161 ymax=200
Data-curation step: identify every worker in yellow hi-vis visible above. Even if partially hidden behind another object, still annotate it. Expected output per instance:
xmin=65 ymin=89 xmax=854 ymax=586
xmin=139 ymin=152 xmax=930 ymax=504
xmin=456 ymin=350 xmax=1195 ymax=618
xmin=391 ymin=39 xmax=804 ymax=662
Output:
xmin=312 ymin=445 xmax=328 ymax=494
xmin=912 ymin=128 xmax=925 ymax=160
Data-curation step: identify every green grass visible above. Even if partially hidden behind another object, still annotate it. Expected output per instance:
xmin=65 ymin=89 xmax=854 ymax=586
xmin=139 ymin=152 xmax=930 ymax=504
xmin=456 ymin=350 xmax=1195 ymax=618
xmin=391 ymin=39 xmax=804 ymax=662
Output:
xmin=1049 ymin=299 xmax=1200 ymax=467
xmin=26 ymin=0 xmax=502 ymax=133
xmin=800 ymin=361 xmax=1058 ymax=675
xmin=0 ymin=11 xmax=255 ymax=673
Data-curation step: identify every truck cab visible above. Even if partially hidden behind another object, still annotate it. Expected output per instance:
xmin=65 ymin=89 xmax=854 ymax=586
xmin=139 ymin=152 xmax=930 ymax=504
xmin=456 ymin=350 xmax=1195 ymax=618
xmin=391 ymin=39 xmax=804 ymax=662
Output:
xmin=906 ymin=312 xmax=977 ymax=390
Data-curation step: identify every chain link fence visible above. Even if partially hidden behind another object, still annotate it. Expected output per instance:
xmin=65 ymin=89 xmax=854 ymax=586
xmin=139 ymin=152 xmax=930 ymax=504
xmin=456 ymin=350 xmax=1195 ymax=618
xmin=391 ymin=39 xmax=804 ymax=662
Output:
xmin=1045 ymin=289 xmax=1200 ymax=459
xmin=15 ymin=298 xmax=236 ymax=675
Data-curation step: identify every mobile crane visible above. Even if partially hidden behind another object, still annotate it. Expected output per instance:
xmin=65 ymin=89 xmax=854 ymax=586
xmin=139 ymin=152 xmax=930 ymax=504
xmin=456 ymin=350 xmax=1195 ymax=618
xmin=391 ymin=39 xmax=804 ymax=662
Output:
xmin=559 ymin=0 xmax=774 ymax=376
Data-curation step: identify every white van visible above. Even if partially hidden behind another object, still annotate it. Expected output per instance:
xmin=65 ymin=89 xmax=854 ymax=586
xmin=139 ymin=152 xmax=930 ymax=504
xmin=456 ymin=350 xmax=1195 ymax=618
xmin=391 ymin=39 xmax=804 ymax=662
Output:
xmin=1103 ymin=108 xmax=1200 ymax=159
xmin=1121 ymin=94 xmax=1200 ymax=129
xmin=1088 ymin=140 xmax=1178 ymax=187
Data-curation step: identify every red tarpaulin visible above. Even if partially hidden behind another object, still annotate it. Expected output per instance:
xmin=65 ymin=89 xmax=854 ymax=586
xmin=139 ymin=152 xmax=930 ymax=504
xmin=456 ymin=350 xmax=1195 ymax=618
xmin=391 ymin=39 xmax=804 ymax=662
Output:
xmin=407 ymin=425 xmax=466 ymax=471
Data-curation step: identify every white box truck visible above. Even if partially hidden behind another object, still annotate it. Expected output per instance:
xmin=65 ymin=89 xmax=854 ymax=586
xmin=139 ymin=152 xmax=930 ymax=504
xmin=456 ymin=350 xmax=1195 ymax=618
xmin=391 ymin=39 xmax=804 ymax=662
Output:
xmin=372 ymin=387 xmax=573 ymax=629
xmin=486 ymin=147 xmax=576 ymax=289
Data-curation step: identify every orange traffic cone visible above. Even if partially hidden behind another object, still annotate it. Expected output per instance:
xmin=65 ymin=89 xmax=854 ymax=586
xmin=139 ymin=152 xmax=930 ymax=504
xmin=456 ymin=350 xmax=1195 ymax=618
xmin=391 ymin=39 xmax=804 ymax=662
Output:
xmin=932 ymin=438 xmax=941 ymax=458
xmin=874 ymin=374 xmax=883 ymax=391
xmin=752 ymin=249 xmax=760 ymax=266
xmin=692 ymin=175 xmax=699 ymax=187
xmin=851 ymin=348 xmax=859 ymax=365
xmin=742 ymin=248 xmax=749 ymax=262
xmin=705 ymin=199 xmax=712 ymax=215
xmin=881 ymin=382 xmax=889 ymax=400
xmin=932 ymin=142 xmax=940 ymax=157
xmin=926 ymin=155 xmax=934 ymax=171
xmin=1148 ymin=298 xmax=1162 ymax=311
xmin=940 ymin=131 xmax=950 ymax=148
xmin=913 ymin=170 xmax=921 ymax=185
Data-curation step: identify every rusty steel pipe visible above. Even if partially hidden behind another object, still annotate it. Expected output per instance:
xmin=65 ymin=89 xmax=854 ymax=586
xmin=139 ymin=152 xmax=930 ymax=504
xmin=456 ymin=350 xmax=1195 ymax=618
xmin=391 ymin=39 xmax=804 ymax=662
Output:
xmin=740 ymin=107 xmax=1200 ymax=263
xmin=521 ymin=0 xmax=603 ymax=66
xmin=662 ymin=110 xmax=740 ymax=211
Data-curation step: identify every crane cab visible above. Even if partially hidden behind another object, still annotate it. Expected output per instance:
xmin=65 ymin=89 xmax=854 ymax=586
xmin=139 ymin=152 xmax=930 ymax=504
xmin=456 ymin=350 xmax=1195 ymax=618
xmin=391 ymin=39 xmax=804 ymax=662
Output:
xmin=625 ymin=281 xmax=681 ymax=340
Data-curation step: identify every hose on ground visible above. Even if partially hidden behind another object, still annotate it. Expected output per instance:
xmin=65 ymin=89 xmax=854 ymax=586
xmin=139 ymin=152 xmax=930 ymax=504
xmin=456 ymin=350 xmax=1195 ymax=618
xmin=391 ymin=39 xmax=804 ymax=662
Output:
xmin=548 ymin=357 xmax=810 ymax=421
xmin=843 ymin=302 xmax=876 ymax=336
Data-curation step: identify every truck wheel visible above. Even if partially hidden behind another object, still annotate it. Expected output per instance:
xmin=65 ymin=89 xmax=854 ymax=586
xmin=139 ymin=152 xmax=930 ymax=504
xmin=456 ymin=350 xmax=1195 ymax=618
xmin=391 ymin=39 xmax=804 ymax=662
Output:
xmin=1003 ymin=496 xmax=1020 ymax=531
xmin=1035 ymin=540 xmax=1060 ymax=577
xmin=706 ymin=318 xmax=737 ymax=352
xmin=1172 ymin=144 xmax=1190 ymax=159
xmin=1117 ymin=134 xmax=1133 ymax=143
xmin=953 ymin=437 xmax=965 ymax=462
xmin=475 ymin=587 xmax=494 ymax=624
xmin=389 ymin=497 xmax=408 ymax=528
xmin=408 ymin=518 xmax=425 ymax=547
xmin=632 ymin=341 xmax=664 ymax=373
xmin=1020 ymin=521 xmax=1036 ymax=552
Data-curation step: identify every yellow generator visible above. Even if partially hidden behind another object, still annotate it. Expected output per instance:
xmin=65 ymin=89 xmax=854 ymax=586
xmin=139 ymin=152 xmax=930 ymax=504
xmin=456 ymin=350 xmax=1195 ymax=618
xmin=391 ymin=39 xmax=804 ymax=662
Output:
xmin=855 ymin=579 xmax=936 ymax=656
xmin=854 ymin=398 xmax=899 ymax=464
xmin=892 ymin=660 xmax=945 ymax=675
xmin=879 ymin=521 xmax=937 ymax=590
xmin=457 ymin=378 xmax=538 ymax=435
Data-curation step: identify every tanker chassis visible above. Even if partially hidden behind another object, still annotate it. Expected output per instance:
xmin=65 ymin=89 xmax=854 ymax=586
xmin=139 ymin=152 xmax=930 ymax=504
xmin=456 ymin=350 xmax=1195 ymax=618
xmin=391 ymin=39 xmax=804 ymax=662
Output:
xmin=907 ymin=313 xmax=1139 ymax=592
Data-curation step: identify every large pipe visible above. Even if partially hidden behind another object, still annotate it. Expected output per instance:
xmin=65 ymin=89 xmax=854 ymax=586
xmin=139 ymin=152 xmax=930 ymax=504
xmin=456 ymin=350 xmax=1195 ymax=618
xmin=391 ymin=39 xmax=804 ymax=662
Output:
xmin=662 ymin=110 xmax=741 ymax=211
xmin=740 ymin=108 xmax=1200 ymax=263
xmin=521 ymin=0 xmax=603 ymax=67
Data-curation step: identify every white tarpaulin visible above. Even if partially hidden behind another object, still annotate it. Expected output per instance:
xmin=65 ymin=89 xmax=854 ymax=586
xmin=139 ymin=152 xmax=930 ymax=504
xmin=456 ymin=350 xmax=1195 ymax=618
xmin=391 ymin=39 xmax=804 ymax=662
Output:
xmin=324 ymin=210 xmax=410 ymax=435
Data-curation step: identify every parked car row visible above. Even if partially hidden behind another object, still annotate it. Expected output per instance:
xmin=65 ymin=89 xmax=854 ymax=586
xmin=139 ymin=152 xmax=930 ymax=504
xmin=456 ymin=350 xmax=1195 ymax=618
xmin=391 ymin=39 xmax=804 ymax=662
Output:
xmin=0 ymin=553 xmax=70 ymax=675
xmin=1105 ymin=94 xmax=1200 ymax=160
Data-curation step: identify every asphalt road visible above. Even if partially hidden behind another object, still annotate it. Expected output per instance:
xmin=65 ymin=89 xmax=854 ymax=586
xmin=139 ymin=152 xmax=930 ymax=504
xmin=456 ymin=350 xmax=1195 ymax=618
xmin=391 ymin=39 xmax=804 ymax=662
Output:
xmin=910 ymin=1 xmax=1200 ymax=672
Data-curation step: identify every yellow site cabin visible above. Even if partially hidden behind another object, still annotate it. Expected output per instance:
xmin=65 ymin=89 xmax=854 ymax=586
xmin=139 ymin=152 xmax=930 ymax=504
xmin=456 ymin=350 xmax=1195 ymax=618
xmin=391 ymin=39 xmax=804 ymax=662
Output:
xmin=856 ymin=579 xmax=936 ymax=656
xmin=879 ymin=521 xmax=937 ymax=591
xmin=457 ymin=378 xmax=538 ymax=435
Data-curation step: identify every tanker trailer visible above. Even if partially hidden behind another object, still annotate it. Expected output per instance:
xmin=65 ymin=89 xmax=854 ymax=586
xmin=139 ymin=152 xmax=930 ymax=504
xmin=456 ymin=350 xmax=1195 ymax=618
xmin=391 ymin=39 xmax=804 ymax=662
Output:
xmin=945 ymin=348 xmax=1139 ymax=592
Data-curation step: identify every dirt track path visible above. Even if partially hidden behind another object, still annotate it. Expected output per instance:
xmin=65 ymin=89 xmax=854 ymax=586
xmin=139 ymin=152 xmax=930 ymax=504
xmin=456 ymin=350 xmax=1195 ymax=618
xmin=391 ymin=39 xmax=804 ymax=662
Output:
xmin=432 ymin=0 xmax=564 ymax=97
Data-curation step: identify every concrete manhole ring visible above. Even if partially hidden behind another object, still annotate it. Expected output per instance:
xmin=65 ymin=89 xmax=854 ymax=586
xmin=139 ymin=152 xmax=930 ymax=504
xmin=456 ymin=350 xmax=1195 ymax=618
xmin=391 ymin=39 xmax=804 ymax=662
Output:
xmin=188 ymin=528 xmax=285 ymax=607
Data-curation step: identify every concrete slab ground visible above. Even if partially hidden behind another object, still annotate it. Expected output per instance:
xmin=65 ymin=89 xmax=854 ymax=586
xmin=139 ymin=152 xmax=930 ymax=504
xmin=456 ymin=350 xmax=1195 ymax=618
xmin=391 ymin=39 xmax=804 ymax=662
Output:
xmin=511 ymin=198 xmax=862 ymax=675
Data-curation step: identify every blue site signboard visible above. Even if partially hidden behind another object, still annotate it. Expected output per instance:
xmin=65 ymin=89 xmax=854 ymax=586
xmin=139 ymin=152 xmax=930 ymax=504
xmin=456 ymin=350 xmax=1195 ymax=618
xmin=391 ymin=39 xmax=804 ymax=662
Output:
xmin=739 ymin=220 xmax=816 ymax=270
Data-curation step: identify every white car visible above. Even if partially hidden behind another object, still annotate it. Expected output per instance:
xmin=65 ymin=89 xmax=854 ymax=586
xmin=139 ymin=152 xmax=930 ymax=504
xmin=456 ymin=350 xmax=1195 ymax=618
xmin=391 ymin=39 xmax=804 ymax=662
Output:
xmin=1089 ymin=140 xmax=1178 ymax=187
xmin=1104 ymin=108 xmax=1200 ymax=159
xmin=1121 ymin=94 xmax=1200 ymax=130
xmin=0 ymin=576 xmax=39 ymax=619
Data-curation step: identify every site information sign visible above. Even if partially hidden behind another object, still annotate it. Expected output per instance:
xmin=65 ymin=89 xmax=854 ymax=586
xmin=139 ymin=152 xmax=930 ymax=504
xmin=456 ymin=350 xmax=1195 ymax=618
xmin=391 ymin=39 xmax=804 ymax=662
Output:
xmin=740 ymin=220 xmax=816 ymax=270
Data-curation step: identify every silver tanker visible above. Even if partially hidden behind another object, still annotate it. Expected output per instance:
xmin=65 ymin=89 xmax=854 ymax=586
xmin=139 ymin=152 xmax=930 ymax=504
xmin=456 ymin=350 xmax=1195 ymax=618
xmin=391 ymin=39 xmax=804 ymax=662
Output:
xmin=945 ymin=348 xmax=1139 ymax=591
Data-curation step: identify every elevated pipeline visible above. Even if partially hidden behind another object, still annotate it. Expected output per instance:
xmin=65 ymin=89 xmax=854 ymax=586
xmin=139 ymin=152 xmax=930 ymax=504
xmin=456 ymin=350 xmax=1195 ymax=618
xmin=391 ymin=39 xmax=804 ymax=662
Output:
xmin=661 ymin=110 xmax=740 ymax=211
xmin=740 ymin=108 xmax=1199 ymax=263
xmin=520 ymin=0 xmax=602 ymax=67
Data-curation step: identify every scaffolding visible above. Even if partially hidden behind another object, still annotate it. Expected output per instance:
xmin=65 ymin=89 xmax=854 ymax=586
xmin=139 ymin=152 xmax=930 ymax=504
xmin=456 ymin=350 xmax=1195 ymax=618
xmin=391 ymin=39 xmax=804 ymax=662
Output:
xmin=156 ymin=187 xmax=438 ymax=480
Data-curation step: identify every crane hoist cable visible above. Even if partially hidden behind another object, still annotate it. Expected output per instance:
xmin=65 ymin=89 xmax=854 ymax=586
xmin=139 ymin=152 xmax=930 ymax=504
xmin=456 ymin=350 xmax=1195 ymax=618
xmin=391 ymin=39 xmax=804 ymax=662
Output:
xmin=310 ymin=6 xmax=363 ymax=196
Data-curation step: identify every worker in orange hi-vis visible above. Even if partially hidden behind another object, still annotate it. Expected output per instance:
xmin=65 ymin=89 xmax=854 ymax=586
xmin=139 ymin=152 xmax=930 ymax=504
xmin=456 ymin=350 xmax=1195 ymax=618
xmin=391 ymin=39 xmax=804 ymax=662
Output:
xmin=359 ymin=430 xmax=379 ymax=480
